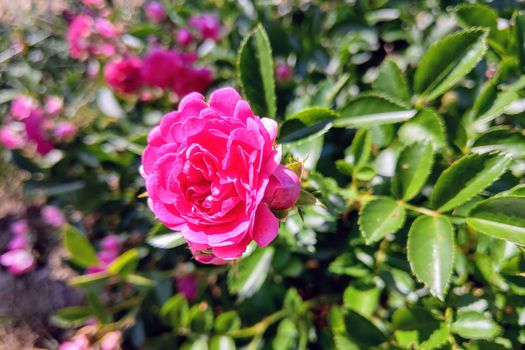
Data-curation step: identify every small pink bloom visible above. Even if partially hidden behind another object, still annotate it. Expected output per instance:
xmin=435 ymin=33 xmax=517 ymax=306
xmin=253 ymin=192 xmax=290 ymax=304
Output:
xmin=0 ymin=249 xmax=35 ymax=275
xmin=44 ymin=96 xmax=64 ymax=117
xmin=141 ymin=88 xmax=288 ymax=263
xmin=23 ymin=109 xmax=54 ymax=155
xmin=59 ymin=335 xmax=90 ymax=350
xmin=7 ymin=235 xmax=29 ymax=250
xmin=176 ymin=28 xmax=193 ymax=47
xmin=54 ymin=122 xmax=77 ymax=140
xmin=100 ymin=331 xmax=122 ymax=350
xmin=82 ymin=0 xmax=105 ymax=8
xmin=0 ymin=124 xmax=26 ymax=149
xmin=95 ymin=18 xmax=119 ymax=39
xmin=10 ymin=220 xmax=29 ymax=236
xmin=10 ymin=96 xmax=38 ymax=120
xmin=176 ymin=274 xmax=198 ymax=301
xmin=104 ymin=56 xmax=143 ymax=94
xmin=142 ymin=49 xmax=181 ymax=89
xmin=67 ymin=15 xmax=94 ymax=59
xmin=188 ymin=13 xmax=221 ymax=41
xmin=263 ymin=165 xmax=300 ymax=210
xmin=275 ymin=63 xmax=293 ymax=82
xmin=101 ymin=235 xmax=121 ymax=252
xmin=145 ymin=1 xmax=166 ymax=23
xmin=41 ymin=205 xmax=66 ymax=228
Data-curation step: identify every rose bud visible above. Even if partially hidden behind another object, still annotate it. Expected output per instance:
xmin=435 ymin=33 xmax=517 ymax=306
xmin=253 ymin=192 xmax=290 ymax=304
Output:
xmin=145 ymin=1 xmax=167 ymax=23
xmin=263 ymin=165 xmax=301 ymax=210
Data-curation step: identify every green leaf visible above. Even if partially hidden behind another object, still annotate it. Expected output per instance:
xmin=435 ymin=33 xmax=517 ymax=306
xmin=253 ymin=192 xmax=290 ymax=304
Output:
xmin=392 ymin=306 xmax=450 ymax=350
xmin=414 ymin=29 xmax=488 ymax=102
xmin=372 ymin=59 xmax=410 ymax=103
xmin=50 ymin=306 xmax=93 ymax=328
xmin=466 ymin=196 xmax=525 ymax=246
xmin=107 ymin=249 xmax=139 ymax=277
xmin=214 ymin=311 xmax=241 ymax=333
xmin=514 ymin=11 xmax=525 ymax=73
xmin=472 ymin=127 xmax=525 ymax=159
xmin=85 ymin=291 xmax=112 ymax=323
xmin=189 ymin=304 xmax=214 ymax=333
xmin=68 ymin=271 xmax=111 ymax=287
xmin=346 ymin=129 xmax=371 ymax=173
xmin=273 ymin=318 xmax=299 ymax=350
xmin=334 ymin=94 xmax=416 ymax=128
xmin=451 ymin=311 xmax=501 ymax=340
xmin=407 ymin=216 xmax=455 ymax=300
xmin=279 ymin=107 xmax=339 ymax=143
xmin=63 ymin=225 xmax=99 ymax=268
xmin=455 ymin=4 xmax=508 ymax=54
xmin=358 ymin=197 xmax=406 ymax=244
xmin=392 ymin=141 xmax=434 ymax=201
xmin=160 ymin=294 xmax=189 ymax=329
xmin=210 ymin=336 xmax=236 ymax=350
xmin=398 ymin=109 xmax=446 ymax=151
xmin=474 ymin=77 xmax=525 ymax=126
xmin=344 ymin=310 xmax=387 ymax=347
xmin=343 ymin=281 xmax=381 ymax=317
xmin=147 ymin=233 xmax=186 ymax=249
xmin=237 ymin=24 xmax=276 ymax=118
xmin=430 ymin=152 xmax=510 ymax=212
xmin=227 ymin=247 xmax=274 ymax=300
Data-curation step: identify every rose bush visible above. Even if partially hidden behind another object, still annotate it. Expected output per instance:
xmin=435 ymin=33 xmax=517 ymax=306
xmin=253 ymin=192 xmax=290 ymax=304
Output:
xmin=1 ymin=1 xmax=525 ymax=349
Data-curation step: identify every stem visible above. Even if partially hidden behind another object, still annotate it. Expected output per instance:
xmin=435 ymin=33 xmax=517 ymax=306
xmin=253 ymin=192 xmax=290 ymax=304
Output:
xmin=399 ymin=201 xmax=441 ymax=217
xmin=228 ymin=309 xmax=288 ymax=338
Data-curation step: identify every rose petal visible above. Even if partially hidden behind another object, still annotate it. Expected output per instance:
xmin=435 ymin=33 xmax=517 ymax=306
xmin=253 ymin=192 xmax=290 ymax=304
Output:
xmin=251 ymin=204 xmax=279 ymax=247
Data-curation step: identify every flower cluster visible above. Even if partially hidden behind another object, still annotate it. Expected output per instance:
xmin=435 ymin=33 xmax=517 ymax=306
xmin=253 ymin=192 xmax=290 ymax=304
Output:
xmin=0 ymin=95 xmax=76 ymax=155
xmin=86 ymin=235 xmax=121 ymax=274
xmin=141 ymin=88 xmax=300 ymax=264
xmin=59 ymin=330 xmax=121 ymax=350
xmin=0 ymin=220 xmax=35 ymax=275
xmin=67 ymin=14 xmax=120 ymax=60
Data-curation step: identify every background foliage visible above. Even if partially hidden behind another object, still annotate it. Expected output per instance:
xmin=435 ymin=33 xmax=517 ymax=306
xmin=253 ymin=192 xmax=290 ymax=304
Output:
xmin=1 ymin=0 xmax=525 ymax=349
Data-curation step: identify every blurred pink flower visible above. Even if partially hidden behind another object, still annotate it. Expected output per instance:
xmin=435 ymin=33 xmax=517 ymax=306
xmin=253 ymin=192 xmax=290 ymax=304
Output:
xmin=275 ymin=63 xmax=293 ymax=81
xmin=59 ymin=335 xmax=90 ymax=350
xmin=67 ymin=15 xmax=93 ymax=59
xmin=100 ymin=331 xmax=122 ymax=350
xmin=42 ymin=205 xmax=66 ymax=228
xmin=101 ymin=235 xmax=121 ymax=252
xmin=145 ymin=1 xmax=166 ymax=23
xmin=0 ymin=249 xmax=35 ymax=276
xmin=188 ymin=13 xmax=221 ymax=41
xmin=86 ymin=236 xmax=120 ymax=274
xmin=104 ymin=56 xmax=144 ymax=94
xmin=7 ymin=235 xmax=29 ymax=251
xmin=0 ymin=124 xmax=26 ymax=149
xmin=176 ymin=274 xmax=198 ymax=301
xmin=95 ymin=18 xmax=119 ymax=39
xmin=10 ymin=220 xmax=29 ymax=236
xmin=23 ymin=109 xmax=54 ymax=155
xmin=176 ymin=28 xmax=193 ymax=48
xmin=10 ymin=96 xmax=38 ymax=120
xmin=54 ymin=122 xmax=77 ymax=141
xmin=44 ymin=96 xmax=64 ymax=117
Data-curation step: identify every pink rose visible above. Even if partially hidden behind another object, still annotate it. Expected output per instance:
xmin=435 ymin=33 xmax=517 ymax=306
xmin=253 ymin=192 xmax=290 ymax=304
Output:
xmin=142 ymin=49 xmax=180 ymax=89
xmin=10 ymin=96 xmax=38 ymax=120
xmin=0 ymin=124 xmax=26 ymax=149
xmin=173 ymin=66 xmax=213 ymax=96
xmin=104 ymin=56 xmax=143 ymax=94
xmin=100 ymin=331 xmax=121 ymax=350
xmin=176 ymin=274 xmax=198 ymax=301
xmin=95 ymin=18 xmax=119 ymax=39
xmin=145 ymin=1 xmax=166 ymax=23
xmin=176 ymin=28 xmax=193 ymax=47
xmin=59 ymin=335 xmax=90 ymax=350
xmin=23 ymin=109 xmax=54 ymax=155
xmin=54 ymin=122 xmax=77 ymax=141
xmin=276 ymin=63 xmax=293 ymax=82
xmin=188 ymin=13 xmax=221 ymax=41
xmin=42 ymin=205 xmax=66 ymax=228
xmin=141 ymin=88 xmax=300 ymax=264
xmin=44 ymin=96 xmax=64 ymax=117
xmin=0 ymin=249 xmax=35 ymax=275
xmin=67 ymin=15 xmax=93 ymax=59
